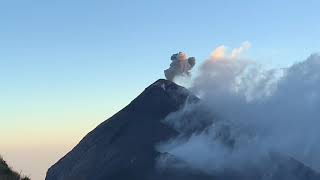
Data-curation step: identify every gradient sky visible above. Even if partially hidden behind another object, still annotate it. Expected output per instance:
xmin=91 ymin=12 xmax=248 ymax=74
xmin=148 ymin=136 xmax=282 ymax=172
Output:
xmin=1 ymin=0 xmax=320 ymax=180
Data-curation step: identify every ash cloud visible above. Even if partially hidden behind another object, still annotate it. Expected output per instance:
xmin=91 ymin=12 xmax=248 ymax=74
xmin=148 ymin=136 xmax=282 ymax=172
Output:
xmin=164 ymin=52 xmax=196 ymax=81
xmin=158 ymin=42 xmax=320 ymax=177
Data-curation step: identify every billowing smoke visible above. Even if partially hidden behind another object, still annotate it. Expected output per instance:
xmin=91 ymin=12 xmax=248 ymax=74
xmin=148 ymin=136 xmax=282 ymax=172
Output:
xmin=158 ymin=43 xmax=320 ymax=177
xmin=164 ymin=52 xmax=196 ymax=81
xmin=210 ymin=41 xmax=251 ymax=60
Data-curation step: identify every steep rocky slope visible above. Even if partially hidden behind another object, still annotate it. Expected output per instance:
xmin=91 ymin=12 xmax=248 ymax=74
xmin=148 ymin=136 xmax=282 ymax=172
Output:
xmin=46 ymin=79 xmax=320 ymax=180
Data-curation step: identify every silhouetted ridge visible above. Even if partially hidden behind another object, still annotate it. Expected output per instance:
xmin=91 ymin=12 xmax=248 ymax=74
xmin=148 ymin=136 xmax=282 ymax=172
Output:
xmin=0 ymin=156 xmax=30 ymax=180
xmin=46 ymin=79 xmax=196 ymax=180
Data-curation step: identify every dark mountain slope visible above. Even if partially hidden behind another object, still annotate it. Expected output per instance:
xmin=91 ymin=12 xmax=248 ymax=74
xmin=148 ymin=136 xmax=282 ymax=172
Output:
xmin=45 ymin=79 xmax=197 ymax=180
xmin=46 ymin=79 xmax=320 ymax=180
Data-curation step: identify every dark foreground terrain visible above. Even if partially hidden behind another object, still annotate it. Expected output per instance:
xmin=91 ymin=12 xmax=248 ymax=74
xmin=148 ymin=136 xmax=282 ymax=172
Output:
xmin=0 ymin=156 xmax=30 ymax=180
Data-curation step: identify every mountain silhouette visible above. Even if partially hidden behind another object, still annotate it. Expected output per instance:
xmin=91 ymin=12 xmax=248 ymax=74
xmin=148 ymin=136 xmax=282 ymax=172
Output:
xmin=46 ymin=79 xmax=320 ymax=180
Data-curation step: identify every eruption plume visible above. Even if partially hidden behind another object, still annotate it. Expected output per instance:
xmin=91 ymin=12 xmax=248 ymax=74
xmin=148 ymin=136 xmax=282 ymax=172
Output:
xmin=164 ymin=52 xmax=196 ymax=81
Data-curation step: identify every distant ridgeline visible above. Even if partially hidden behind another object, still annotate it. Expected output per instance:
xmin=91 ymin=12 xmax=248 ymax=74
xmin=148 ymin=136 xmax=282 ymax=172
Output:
xmin=0 ymin=156 xmax=30 ymax=180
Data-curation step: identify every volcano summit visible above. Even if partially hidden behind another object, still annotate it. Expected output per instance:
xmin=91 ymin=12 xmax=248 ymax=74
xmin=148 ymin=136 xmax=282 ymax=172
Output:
xmin=46 ymin=79 xmax=320 ymax=180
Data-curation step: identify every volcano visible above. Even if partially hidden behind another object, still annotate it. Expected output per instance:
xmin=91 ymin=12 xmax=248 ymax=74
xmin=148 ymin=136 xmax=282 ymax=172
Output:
xmin=46 ymin=79 xmax=320 ymax=180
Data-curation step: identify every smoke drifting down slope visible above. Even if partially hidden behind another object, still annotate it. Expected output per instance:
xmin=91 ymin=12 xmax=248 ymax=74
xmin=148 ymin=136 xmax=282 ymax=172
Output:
xmin=158 ymin=44 xmax=320 ymax=177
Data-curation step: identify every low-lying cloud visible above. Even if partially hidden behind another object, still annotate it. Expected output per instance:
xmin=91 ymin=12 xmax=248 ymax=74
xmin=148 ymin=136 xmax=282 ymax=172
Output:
xmin=158 ymin=43 xmax=320 ymax=177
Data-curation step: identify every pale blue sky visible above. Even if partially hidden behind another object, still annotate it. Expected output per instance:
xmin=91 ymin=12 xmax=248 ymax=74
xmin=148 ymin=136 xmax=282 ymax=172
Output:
xmin=1 ymin=1 xmax=320 ymax=180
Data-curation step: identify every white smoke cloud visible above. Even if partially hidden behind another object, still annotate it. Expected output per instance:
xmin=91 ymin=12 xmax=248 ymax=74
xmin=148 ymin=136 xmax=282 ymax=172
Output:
xmin=158 ymin=44 xmax=320 ymax=176
xmin=210 ymin=41 xmax=251 ymax=60
xmin=211 ymin=45 xmax=227 ymax=59
xmin=231 ymin=41 xmax=251 ymax=59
